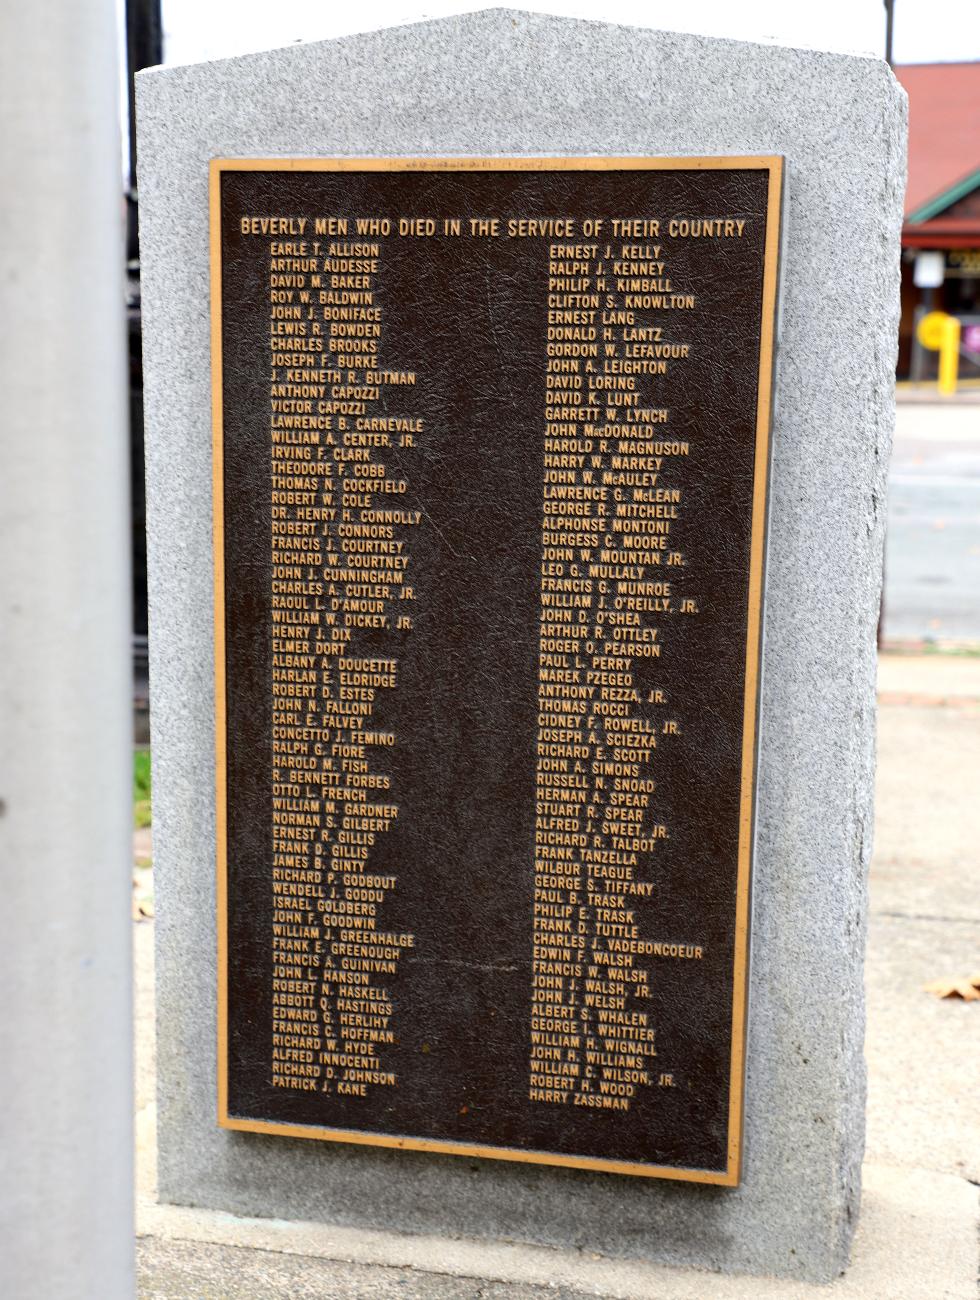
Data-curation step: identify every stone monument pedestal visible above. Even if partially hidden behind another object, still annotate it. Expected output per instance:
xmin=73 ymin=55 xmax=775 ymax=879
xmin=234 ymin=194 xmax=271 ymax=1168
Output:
xmin=137 ymin=10 xmax=906 ymax=1282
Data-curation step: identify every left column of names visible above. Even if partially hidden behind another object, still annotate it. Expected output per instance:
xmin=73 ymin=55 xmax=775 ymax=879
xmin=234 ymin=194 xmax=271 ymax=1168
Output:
xmin=262 ymin=219 xmax=417 ymax=1103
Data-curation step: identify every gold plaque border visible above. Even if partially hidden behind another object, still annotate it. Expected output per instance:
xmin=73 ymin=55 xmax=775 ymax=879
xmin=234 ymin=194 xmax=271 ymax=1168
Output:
xmin=210 ymin=154 xmax=784 ymax=1187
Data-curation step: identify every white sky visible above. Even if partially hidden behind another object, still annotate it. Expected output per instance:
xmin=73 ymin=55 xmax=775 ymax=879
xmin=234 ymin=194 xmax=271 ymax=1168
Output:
xmin=159 ymin=0 xmax=980 ymax=66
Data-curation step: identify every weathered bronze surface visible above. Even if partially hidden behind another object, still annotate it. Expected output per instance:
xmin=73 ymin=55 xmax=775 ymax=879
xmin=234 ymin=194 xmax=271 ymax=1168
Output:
xmin=211 ymin=157 xmax=782 ymax=1184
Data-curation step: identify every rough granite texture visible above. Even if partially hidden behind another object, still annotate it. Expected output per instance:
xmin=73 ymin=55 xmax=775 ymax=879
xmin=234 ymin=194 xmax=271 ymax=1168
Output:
xmin=136 ymin=10 xmax=906 ymax=1284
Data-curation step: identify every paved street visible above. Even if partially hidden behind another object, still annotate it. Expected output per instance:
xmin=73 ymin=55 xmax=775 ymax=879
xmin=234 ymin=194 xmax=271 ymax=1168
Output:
xmin=884 ymin=401 xmax=980 ymax=644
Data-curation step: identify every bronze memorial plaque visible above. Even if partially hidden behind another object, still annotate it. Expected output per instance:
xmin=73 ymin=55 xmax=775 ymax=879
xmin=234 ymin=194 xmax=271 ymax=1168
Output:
xmin=211 ymin=157 xmax=782 ymax=1185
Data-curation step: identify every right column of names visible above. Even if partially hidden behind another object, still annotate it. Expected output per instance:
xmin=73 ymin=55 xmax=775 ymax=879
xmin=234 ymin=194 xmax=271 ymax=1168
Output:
xmin=530 ymin=225 xmax=706 ymax=1114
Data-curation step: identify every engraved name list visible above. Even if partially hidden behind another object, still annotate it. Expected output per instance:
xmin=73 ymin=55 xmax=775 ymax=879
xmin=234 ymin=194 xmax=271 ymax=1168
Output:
xmin=212 ymin=157 xmax=781 ymax=1185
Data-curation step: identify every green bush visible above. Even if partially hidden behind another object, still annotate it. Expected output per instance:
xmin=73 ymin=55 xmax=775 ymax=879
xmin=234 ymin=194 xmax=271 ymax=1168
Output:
xmin=134 ymin=748 xmax=152 ymax=829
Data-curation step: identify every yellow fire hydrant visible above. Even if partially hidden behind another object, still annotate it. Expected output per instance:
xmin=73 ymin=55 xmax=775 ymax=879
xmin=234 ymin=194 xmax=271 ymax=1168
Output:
xmin=917 ymin=310 xmax=962 ymax=396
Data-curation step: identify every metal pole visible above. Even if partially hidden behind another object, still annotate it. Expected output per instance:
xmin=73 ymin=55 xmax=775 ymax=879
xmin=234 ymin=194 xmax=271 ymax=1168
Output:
xmin=127 ymin=0 xmax=164 ymax=196
xmin=884 ymin=0 xmax=895 ymax=66
xmin=0 ymin=3 xmax=133 ymax=1298
xmin=910 ymin=287 xmax=935 ymax=384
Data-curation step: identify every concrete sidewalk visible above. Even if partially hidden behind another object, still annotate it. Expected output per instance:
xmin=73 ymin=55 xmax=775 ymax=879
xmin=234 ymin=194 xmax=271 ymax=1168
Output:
xmin=134 ymin=653 xmax=980 ymax=1298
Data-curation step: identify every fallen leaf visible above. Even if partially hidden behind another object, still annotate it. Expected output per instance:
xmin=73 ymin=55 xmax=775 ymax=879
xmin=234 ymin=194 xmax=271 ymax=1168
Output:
xmin=924 ymin=974 xmax=980 ymax=1001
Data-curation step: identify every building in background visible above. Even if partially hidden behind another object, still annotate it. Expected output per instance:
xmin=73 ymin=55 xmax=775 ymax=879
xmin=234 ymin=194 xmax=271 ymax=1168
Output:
xmin=897 ymin=62 xmax=980 ymax=381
